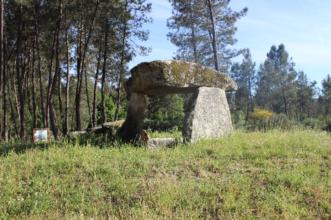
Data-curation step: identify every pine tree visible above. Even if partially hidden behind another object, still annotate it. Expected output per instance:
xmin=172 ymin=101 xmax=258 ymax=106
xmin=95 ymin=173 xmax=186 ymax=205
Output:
xmin=0 ymin=0 xmax=151 ymax=141
xmin=255 ymin=44 xmax=297 ymax=116
xmin=296 ymin=71 xmax=316 ymax=120
xmin=230 ymin=49 xmax=256 ymax=120
xmin=168 ymin=0 xmax=247 ymax=72
xmin=321 ymin=75 xmax=331 ymax=115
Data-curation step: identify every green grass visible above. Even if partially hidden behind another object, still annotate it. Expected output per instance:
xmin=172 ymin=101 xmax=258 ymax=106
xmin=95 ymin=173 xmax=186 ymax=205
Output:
xmin=0 ymin=130 xmax=330 ymax=219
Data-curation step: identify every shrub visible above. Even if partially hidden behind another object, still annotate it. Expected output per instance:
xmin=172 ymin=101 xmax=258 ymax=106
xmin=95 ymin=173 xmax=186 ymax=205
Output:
xmin=232 ymin=111 xmax=246 ymax=129
xmin=248 ymin=108 xmax=295 ymax=131
xmin=302 ymin=118 xmax=323 ymax=130
xmin=248 ymin=108 xmax=273 ymax=131
xmin=250 ymin=108 xmax=273 ymax=120
xmin=322 ymin=116 xmax=331 ymax=132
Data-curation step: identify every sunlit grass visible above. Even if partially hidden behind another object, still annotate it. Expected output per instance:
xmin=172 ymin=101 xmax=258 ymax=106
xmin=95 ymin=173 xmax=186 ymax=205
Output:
xmin=0 ymin=130 xmax=330 ymax=219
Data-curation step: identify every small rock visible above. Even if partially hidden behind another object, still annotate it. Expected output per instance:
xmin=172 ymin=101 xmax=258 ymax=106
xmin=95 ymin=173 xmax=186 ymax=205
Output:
xmin=147 ymin=138 xmax=181 ymax=149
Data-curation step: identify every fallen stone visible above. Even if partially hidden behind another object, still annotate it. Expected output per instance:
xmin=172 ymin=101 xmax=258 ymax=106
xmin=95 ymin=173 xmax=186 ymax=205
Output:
xmin=183 ymin=87 xmax=233 ymax=143
xmin=102 ymin=120 xmax=125 ymax=129
xmin=147 ymin=138 xmax=180 ymax=149
xmin=69 ymin=130 xmax=87 ymax=137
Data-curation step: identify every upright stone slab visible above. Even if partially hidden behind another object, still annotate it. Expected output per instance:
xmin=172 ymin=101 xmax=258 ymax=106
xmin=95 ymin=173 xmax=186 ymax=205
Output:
xmin=183 ymin=87 xmax=233 ymax=143
xmin=117 ymin=93 xmax=146 ymax=142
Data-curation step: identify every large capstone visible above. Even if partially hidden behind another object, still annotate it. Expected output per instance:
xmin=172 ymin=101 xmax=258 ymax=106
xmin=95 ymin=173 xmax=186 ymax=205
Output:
xmin=119 ymin=60 xmax=237 ymax=143
xmin=125 ymin=60 xmax=237 ymax=96
xmin=183 ymin=87 xmax=233 ymax=143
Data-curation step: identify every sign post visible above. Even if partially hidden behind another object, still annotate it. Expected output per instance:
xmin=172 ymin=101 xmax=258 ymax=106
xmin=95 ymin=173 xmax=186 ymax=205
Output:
xmin=33 ymin=128 xmax=51 ymax=143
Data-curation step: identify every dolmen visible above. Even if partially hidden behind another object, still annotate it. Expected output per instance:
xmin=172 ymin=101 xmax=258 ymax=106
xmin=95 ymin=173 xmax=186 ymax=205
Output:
xmin=118 ymin=60 xmax=237 ymax=143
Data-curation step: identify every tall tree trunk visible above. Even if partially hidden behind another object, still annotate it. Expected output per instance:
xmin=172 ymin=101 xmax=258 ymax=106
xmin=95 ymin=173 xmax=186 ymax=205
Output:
xmin=1 ymin=0 xmax=7 ymax=141
xmin=34 ymin=0 xmax=46 ymax=127
xmin=114 ymin=0 xmax=128 ymax=121
xmin=57 ymin=71 xmax=63 ymax=125
xmin=8 ymin=73 xmax=19 ymax=137
xmin=0 ymin=0 xmax=2 ymax=103
xmin=74 ymin=15 xmax=83 ymax=130
xmin=206 ymin=0 xmax=219 ymax=71
xmin=46 ymin=26 xmax=56 ymax=128
xmin=188 ymin=1 xmax=198 ymax=63
xmin=64 ymin=24 xmax=70 ymax=135
xmin=114 ymin=1 xmax=128 ymax=121
xmin=31 ymin=37 xmax=37 ymax=129
xmin=92 ymin=45 xmax=102 ymax=127
xmin=84 ymin=68 xmax=92 ymax=126
xmin=100 ymin=22 xmax=109 ymax=124
xmin=16 ymin=3 xmax=25 ymax=139
xmin=246 ymin=77 xmax=253 ymax=122
xmin=48 ymin=0 xmax=63 ymax=139
xmin=74 ymin=1 xmax=99 ymax=130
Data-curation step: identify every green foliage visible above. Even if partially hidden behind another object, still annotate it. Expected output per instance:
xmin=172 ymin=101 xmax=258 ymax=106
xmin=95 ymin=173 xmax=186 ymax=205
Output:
xmin=250 ymin=108 xmax=273 ymax=120
xmin=302 ymin=118 xmax=323 ymax=130
xmin=96 ymin=95 xmax=126 ymax=124
xmin=248 ymin=108 xmax=296 ymax=131
xmin=231 ymin=110 xmax=246 ymax=129
xmin=296 ymin=71 xmax=317 ymax=120
xmin=230 ymin=50 xmax=256 ymax=117
xmin=255 ymin=44 xmax=298 ymax=115
xmin=0 ymin=130 xmax=330 ymax=219
xmin=321 ymin=75 xmax=331 ymax=115
xmin=321 ymin=116 xmax=331 ymax=132
xmin=0 ymin=0 xmax=151 ymax=140
xmin=167 ymin=0 xmax=247 ymax=71
xmin=145 ymin=95 xmax=184 ymax=131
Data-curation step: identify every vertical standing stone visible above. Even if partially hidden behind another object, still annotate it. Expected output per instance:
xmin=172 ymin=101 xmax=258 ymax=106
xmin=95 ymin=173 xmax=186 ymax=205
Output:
xmin=183 ymin=87 xmax=233 ymax=143
xmin=117 ymin=93 xmax=146 ymax=142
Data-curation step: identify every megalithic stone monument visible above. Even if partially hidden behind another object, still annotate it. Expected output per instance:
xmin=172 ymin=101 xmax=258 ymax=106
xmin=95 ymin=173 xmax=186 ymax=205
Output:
xmin=118 ymin=60 xmax=237 ymax=143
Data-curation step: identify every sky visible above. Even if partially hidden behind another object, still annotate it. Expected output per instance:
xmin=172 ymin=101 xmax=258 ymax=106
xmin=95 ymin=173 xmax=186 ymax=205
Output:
xmin=129 ymin=0 xmax=331 ymax=86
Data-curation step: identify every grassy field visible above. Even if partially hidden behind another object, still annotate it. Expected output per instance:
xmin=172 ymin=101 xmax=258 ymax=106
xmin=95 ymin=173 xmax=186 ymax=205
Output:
xmin=0 ymin=130 xmax=330 ymax=219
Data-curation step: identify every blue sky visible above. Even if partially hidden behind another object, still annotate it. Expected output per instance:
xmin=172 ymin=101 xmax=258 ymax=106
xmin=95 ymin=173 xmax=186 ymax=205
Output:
xmin=129 ymin=0 xmax=331 ymax=86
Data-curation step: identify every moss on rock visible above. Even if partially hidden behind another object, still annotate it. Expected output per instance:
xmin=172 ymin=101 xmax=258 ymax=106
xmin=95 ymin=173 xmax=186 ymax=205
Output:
xmin=128 ymin=60 xmax=237 ymax=95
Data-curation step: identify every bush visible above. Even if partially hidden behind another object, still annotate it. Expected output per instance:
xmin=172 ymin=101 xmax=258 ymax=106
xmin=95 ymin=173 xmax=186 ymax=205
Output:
xmin=232 ymin=111 xmax=246 ymax=129
xmin=248 ymin=108 xmax=273 ymax=131
xmin=250 ymin=108 xmax=273 ymax=121
xmin=302 ymin=118 xmax=323 ymax=130
xmin=322 ymin=116 xmax=331 ymax=132
xmin=248 ymin=108 xmax=295 ymax=131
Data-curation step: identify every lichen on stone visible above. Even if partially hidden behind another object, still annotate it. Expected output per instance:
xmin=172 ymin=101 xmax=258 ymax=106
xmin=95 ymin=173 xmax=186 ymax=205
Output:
xmin=128 ymin=60 xmax=237 ymax=95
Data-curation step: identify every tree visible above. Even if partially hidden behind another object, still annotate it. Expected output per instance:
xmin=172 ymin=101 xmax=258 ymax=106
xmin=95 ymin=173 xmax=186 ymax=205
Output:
xmin=295 ymin=71 xmax=316 ymax=120
xmin=1 ymin=0 xmax=7 ymax=140
xmin=167 ymin=0 xmax=202 ymax=63
xmin=255 ymin=44 xmax=297 ymax=116
xmin=0 ymin=0 xmax=151 ymax=141
xmin=168 ymin=0 xmax=247 ymax=72
xmin=230 ymin=49 xmax=256 ymax=121
xmin=113 ymin=0 xmax=152 ymax=121
xmin=47 ymin=0 xmax=63 ymax=139
xmin=74 ymin=0 xmax=100 ymax=131
xmin=321 ymin=75 xmax=331 ymax=115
